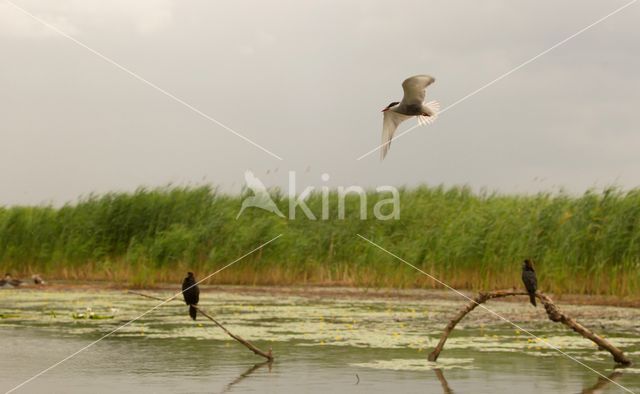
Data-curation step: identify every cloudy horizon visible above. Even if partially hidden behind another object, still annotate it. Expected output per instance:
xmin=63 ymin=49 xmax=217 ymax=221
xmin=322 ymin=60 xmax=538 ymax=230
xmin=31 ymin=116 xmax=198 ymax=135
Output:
xmin=1 ymin=0 xmax=639 ymax=206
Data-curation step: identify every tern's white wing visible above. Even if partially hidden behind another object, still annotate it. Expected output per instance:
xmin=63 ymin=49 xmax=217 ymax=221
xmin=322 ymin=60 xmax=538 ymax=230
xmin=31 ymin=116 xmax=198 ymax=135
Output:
xmin=381 ymin=110 xmax=411 ymax=160
xmin=400 ymin=75 xmax=435 ymax=108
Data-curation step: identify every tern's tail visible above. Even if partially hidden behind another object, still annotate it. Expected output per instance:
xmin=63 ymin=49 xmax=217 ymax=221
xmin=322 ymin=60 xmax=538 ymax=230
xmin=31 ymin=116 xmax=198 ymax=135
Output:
xmin=425 ymin=100 xmax=441 ymax=116
xmin=418 ymin=100 xmax=441 ymax=126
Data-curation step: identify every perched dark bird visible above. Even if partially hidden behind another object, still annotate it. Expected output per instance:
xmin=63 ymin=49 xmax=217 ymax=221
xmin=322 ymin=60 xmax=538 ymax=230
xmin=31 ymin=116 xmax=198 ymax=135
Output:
xmin=182 ymin=272 xmax=200 ymax=320
xmin=521 ymin=260 xmax=537 ymax=307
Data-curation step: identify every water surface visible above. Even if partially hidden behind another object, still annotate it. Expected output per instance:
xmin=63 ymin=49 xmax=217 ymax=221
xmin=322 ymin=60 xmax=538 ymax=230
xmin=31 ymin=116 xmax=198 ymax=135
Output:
xmin=1 ymin=288 xmax=639 ymax=393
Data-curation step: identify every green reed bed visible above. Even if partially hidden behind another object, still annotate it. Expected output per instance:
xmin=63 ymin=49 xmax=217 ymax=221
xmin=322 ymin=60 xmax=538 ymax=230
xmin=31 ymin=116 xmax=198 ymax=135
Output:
xmin=0 ymin=185 xmax=639 ymax=295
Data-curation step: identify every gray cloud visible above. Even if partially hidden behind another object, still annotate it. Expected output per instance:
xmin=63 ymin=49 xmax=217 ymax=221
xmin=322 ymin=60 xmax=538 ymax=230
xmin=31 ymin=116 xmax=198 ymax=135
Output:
xmin=1 ymin=0 xmax=638 ymax=205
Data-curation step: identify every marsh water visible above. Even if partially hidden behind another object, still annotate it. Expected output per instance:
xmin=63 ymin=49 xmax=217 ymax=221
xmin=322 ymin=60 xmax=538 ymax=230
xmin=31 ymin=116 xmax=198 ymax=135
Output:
xmin=1 ymin=287 xmax=639 ymax=393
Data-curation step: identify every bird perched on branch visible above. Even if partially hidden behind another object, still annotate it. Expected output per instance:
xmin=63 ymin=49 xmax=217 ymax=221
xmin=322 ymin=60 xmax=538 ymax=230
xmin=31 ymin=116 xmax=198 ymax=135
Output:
xmin=380 ymin=74 xmax=440 ymax=160
xmin=521 ymin=260 xmax=537 ymax=307
xmin=182 ymin=272 xmax=200 ymax=320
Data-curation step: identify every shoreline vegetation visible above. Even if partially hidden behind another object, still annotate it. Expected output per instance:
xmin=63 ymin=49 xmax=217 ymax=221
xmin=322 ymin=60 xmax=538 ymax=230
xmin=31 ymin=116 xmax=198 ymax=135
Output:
xmin=1 ymin=185 xmax=639 ymax=296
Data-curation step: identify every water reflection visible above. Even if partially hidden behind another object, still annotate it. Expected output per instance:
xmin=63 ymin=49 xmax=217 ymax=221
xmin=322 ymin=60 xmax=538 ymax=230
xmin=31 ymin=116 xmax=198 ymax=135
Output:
xmin=434 ymin=368 xmax=454 ymax=394
xmin=220 ymin=361 xmax=272 ymax=393
xmin=579 ymin=371 xmax=623 ymax=394
xmin=430 ymin=364 xmax=628 ymax=394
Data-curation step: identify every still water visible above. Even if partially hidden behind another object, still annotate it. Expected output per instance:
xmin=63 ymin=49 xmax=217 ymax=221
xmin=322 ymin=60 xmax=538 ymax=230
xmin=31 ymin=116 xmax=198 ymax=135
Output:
xmin=1 ymin=287 xmax=639 ymax=393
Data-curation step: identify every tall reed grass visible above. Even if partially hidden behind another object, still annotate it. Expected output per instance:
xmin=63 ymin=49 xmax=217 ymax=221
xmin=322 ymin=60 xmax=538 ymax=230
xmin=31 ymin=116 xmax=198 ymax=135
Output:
xmin=1 ymin=185 xmax=639 ymax=295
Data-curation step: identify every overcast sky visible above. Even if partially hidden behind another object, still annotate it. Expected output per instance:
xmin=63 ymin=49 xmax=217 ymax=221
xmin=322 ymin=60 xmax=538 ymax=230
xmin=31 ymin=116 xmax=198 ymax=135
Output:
xmin=1 ymin=0 xmax=639 ymax=205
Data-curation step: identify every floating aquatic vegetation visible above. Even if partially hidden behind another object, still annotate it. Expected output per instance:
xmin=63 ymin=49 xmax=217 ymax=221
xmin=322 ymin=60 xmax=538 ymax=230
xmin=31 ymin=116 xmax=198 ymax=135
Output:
xmin=352 ymin=357 xmax=476 ymax=371
xmin=71 ymin=307 xmax=116 ymax=320
xmin=72 ymin=312 xmax=115 ymax=320
xmin=0 ymin=289 xmax=638 ymax=363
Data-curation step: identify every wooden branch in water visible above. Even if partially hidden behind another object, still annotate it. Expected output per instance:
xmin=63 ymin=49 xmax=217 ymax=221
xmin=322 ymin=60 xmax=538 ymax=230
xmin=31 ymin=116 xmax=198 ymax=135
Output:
xmin=128 ymin=290 xmax=273 ymax=361
xmin=427 ymin=290 xmax=631 ymax=366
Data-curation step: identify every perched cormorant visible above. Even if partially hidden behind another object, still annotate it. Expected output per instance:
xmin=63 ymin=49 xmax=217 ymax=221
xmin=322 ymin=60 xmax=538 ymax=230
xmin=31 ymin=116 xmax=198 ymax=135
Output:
xmin=182 ymin=272 xmax=200 ymax=320
xmin=521 ymin=260 xmax=537 ymax=307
